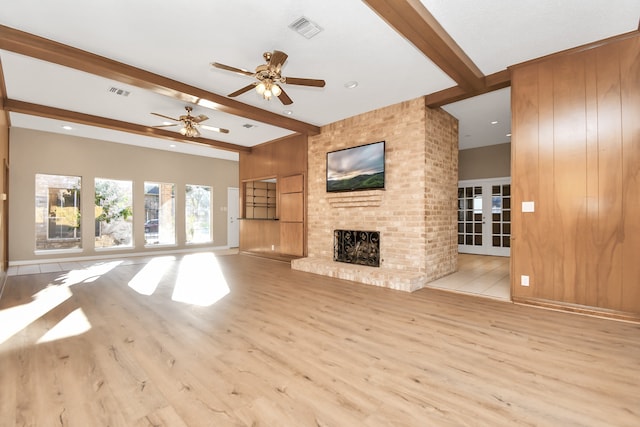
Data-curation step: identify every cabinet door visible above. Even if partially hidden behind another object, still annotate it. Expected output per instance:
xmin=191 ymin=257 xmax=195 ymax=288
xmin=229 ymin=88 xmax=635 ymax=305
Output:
xmin=280 ymin=174 xmax=304 ymax=193
xmin=280 ymin=193 xmax=303 ymax=222
xmin=279 ymin=174 xmax=305 ymax=256
xmin=280 ymin=222 xmax=304 ymax=256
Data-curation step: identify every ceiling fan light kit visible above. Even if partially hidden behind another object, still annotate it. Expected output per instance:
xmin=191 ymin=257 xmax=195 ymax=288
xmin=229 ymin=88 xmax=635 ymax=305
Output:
xmin=179 ymin=122 xmax=200 ymax=138
xmin=255 ymin=80 xmax=282 ymax=100
xmin=151 ymin=106 xmax=229 ymax=137
xmin=212 ymin=50 xmax=325 ymax=105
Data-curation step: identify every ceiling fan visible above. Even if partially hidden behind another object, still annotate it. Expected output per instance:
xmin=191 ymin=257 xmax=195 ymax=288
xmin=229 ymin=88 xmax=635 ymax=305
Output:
xmin=151 ymin=106 xmax=229 ymax=138
xmin=211 ymin=50 xmax=326 ymax=105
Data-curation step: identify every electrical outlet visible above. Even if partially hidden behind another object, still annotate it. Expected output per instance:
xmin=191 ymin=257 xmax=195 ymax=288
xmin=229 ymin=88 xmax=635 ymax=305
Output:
xmin=271 ymin=244 xmax=275 ymax=251
xmin=521 ymin=275 xmax=530 ymax=287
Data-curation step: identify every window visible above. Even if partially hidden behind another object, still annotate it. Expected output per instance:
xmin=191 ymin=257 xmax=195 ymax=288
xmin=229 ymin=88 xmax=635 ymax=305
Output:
xmin=95 ymin=178 xmax=133 ymax=249
xmin=185 ymin=184 xmax=211 ymax=244
xmin=144 ymin=182 xmax=175 ymax=246
xmin=35 ymin=174 xmax=81 ymax=251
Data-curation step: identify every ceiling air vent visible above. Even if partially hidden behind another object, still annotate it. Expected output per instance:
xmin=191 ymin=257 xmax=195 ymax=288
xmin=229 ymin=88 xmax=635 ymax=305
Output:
xmin=243 ymin=123 xmax=256 ymax=129
xmin=108 ymin=86 xmax=131 ymax=97
xmin=289 ymin=16 xmax=323 ymax=39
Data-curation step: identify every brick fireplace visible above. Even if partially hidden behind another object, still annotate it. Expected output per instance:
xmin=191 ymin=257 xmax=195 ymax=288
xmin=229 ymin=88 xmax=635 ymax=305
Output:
xmin=292 ymin=97 xmax=458 ymax=292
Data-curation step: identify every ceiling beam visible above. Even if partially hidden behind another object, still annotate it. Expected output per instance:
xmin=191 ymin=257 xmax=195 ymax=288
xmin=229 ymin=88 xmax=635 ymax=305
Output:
xmin=426 ymin=69 xmax=511 ymax=108
xmin=363 ymin=0 xmax=485 ymax=93
xmin=364 ymin=0 xmax=513 ymax=107
xmin=0 ymin=58 xmax=10 ymax=128
xmin=0 ymin=24 xmax=320 ymax=136
xmin=4 ymin=99 xmax=251 ymax=153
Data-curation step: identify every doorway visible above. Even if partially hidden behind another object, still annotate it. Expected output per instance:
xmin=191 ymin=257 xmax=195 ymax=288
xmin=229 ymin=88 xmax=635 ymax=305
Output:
xmin=457 ymin=178 xmax=511 ymax=257
xmin=227 ymin=187 xmax=239 ymax=248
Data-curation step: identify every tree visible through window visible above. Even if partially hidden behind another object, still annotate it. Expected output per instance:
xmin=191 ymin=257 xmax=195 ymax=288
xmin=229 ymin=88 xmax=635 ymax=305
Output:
xmin=144 ymin=182 xmax=175 ymax=246
xmin=185 ymin=184 xmax=212 ymax=244
xmin=95 ymin=178 xmax=133 ymax=249
xmin=35 ymin=174 xmax=81 ymax=250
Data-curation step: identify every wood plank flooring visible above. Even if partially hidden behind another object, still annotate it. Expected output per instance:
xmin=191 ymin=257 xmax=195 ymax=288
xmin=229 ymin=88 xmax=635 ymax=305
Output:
xmin=0 ymin=252 xmax=638 ymax=426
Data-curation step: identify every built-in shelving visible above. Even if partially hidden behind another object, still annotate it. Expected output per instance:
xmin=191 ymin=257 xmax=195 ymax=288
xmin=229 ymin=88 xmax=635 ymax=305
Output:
xmin=244 ymin=180 xmax=276 ymax=219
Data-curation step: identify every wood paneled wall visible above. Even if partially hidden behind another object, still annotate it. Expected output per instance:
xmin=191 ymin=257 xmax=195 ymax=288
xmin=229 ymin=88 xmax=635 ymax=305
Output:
xmin=511 ymin=34 xmax=640 ymax=317
xmin=239 ymin=134 xmax=307 ymax=257
xmin=0 ymin=112 xmax=8 ymax=274
xmin=239 ymin=134 xmax=307 ymax=179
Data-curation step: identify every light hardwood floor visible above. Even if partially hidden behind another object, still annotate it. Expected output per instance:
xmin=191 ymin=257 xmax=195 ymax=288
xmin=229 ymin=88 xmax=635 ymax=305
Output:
xmin=0 ymin=252 xmax=638 ymax=426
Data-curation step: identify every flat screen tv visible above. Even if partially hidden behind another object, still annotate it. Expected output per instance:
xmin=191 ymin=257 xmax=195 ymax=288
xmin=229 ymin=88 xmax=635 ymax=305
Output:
xmin=326 ymin=141 xmax=385 ymax=193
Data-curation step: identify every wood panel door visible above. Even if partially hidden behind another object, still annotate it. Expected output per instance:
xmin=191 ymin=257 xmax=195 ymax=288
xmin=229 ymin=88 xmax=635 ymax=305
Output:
xmin=279 ymin=174 xmax=305 ymax=256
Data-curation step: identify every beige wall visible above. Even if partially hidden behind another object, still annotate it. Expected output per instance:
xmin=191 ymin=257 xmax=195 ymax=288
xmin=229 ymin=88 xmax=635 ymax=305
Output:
xmin=9 ymin=128 xmax=238 ymax=263
xmin=458 ymin=142 xmax=511 ymax=181
xmin=293 ymin=97 xmax=458 ymax=291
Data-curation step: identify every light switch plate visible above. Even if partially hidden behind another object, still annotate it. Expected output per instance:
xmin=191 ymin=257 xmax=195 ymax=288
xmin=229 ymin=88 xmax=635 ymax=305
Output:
xmin=522 ymin=201 xmax=535 ymax=213
xmin=521 ymin=275 xmax=530 ymax=286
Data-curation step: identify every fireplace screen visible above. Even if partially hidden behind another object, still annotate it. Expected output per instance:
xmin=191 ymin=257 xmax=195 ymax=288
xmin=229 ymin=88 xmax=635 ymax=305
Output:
xmin=334 ymin=230 xmax=380 ymax=267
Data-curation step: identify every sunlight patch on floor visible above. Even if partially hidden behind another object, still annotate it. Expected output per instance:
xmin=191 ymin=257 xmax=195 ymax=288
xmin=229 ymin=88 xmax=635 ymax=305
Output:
xmin=172 ymin=253 xmax=229 ymax=306
xmin=128 ymin=256 xmax=176 ymax=295
xmin=37 ymin=307 xmax=91 ymax=344
xmin=0 ymin=284 xmax=72 ymax=345
xmin=55 ymin=260 xmax=123 ymax=287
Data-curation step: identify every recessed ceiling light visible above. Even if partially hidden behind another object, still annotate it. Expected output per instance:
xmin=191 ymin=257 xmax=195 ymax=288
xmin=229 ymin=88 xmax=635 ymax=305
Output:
xmin=344 ymin=81 xmax=358 ymax=89
xmin=62 ymin=125 xmax=73 ymax=130
xmin=506 ymin=133 xmax=512 ymax=137
xmin=491 ymin=121 xmax=498 ymax=125
xmin=283 ymin=110 xmax=293 ymax=115
xmin=169 ymin=144 xmax=176 ymax=148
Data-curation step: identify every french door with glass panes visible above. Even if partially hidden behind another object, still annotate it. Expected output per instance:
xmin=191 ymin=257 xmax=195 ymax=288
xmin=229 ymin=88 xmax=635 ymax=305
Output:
xmin=457 ymin=178 xmax=511 ymax=256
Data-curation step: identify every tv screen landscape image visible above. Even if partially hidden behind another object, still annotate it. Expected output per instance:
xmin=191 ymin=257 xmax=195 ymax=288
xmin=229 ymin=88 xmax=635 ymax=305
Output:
xmin=326 ymin=141 xmax=385 ymax=192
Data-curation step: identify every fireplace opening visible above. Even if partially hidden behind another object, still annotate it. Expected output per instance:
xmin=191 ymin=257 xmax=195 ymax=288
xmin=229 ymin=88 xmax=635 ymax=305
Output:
xmin=334 ymin=230 xmax=380 ymax=267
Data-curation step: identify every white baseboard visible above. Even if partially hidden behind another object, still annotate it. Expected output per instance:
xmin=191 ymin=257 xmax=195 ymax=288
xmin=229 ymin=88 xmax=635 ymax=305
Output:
xmin=10 ymin=245 xmax=232 ymax=267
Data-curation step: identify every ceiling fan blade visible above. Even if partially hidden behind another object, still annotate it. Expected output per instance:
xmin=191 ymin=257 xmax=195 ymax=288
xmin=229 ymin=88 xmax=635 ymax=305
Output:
xmin=269 ymin=50 xmax=288 ymax=71
xmin=151 ymin=112 xmax=180 ymax=121
xmin=284 ymin=77 xmax=326 ymax=87
xmin=277 ymin=87 xmax=293 ymax=105
xmin=192 ymin=114 xmax=209 ymax=123
xmin=228 ymin=84 xmax=256 ymax=98
xmin=211 ymin=62 xmax=254 ymax=77
xmin=153 ymin=124 xmax=178 ymax=128
xmin=201 ymin=124 xmax=230 ymax=134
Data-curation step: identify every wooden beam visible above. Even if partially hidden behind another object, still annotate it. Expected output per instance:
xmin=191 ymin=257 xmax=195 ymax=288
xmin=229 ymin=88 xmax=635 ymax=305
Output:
xmin=4 ymin=99 xmax=251 ymax=153
xmin=0 ymin=24 xmax=320 ymax=136
xmin=424 ymin=31 xmax=640 ymax=107
xmin=363 ymin=0 xmax=485 ymax=92
xmin=426 ymin=69 xmax=511 ymax=108
xmin=0 ymin=58 xmax=10 ymax=127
